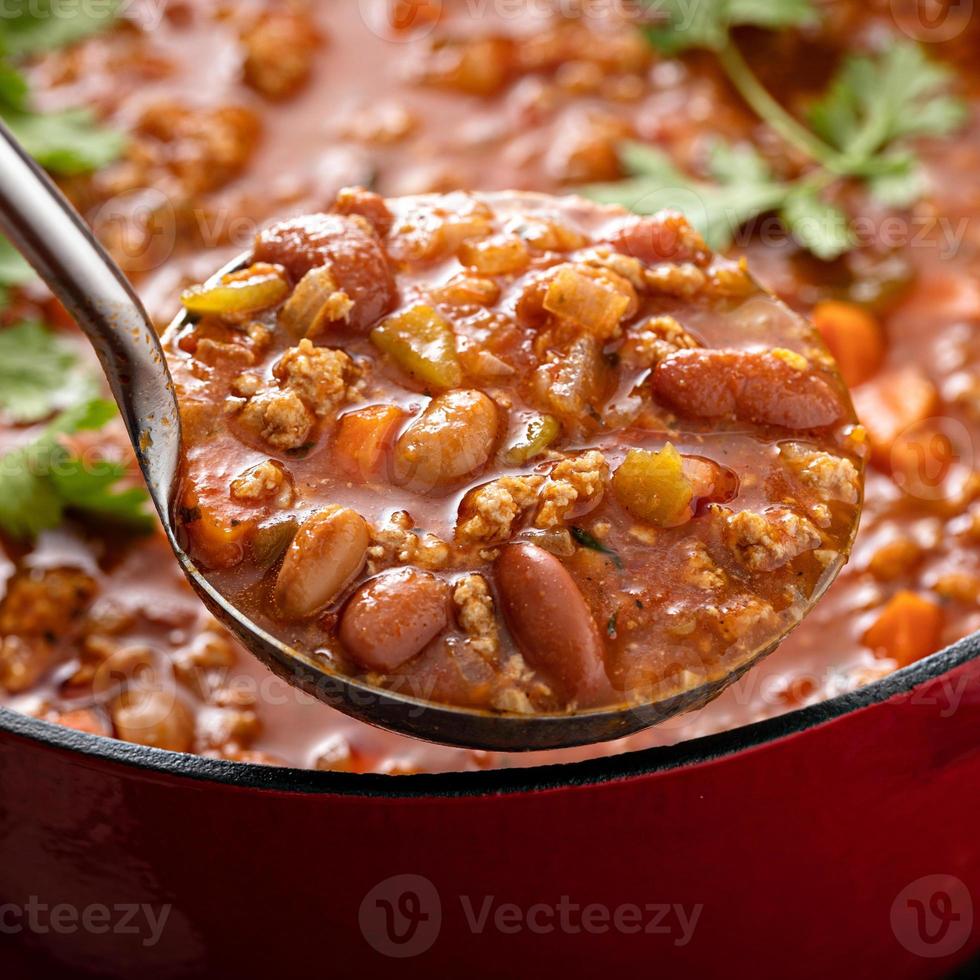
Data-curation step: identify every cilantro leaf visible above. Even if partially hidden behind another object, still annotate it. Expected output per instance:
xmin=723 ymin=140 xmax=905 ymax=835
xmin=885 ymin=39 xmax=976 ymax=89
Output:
xmin=0 ymin=443 xmax=64 ymax=537
xmin=809 ymin=41 xmax=968 ymax=160
xmin=612 ymin=17 xmax=967 ymax=260
xmin=0 ymin=14 xmax=126 ymax=178
xmin=586 ymin=139 xmax=787 ymax=251
xmin=47 ymin=396 xmax=117 ymax=436
xmin=0 ymin=0 xmax=121 ymax=57
xmin=863 ymin=152 xmax=927 ymax=208
xmin=2 ymin=105 xmax=126 ymax=175
xmin=0 ymin=321 xmax=100 ymax=423
xmin=0 ymin=233 xmax=35 ymax=305
xmin=644 ymin=0 xmax=816 ymax=53
xmin=0 ymin=398 xmax=153 ymax=539
xmin=50 ymin=456 xmax=153 ymax=528
xmin=0 ymin=59 xmax=28 ymax=108
xmin=779 ymin=186 xmax=853 ymax=260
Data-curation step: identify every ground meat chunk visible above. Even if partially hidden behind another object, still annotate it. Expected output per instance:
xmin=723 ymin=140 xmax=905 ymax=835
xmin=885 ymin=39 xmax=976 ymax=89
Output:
xmin=620 ymin=314 xmax=700 ymax=368
xmin=0 ymin=569 xmax=98 ymax=692
xmin=0 ymin=568 xmax=98 ymax=636
xmin=273 ymin=339 xmax=360 ymax=418
xmin=703 ymin=596 xmax=779 ymax=645
xmin=366 ymin=511 xmax=451 ymax=573
xmin=240 ymin=8 xmax=321 ymax=100
xmin=457 ymin=452 xmax=608 ymax=544
xmin=230 ymin=459 xmax=294 ymax=506
xmin=457 ymin=476 xmax=544 ymax=546
xmin=722 ymin=508 xmax=823 ymax=572
xmin=453 ymin=574 xmax=499 ymax=658
xmin=536 ymin=450 xmax=608 ymax=527
xmin=136 ymin=102 xmax=261 ymax=196
xmin=238 ymin=390 xmax=314 ymax=450
xmin=681 ymin=541 xmax=727 ymax=591
xmin=643 ymin=263 xmax=708 ymax=298
xmin=781 ymin=444 xmax=861 ymax=504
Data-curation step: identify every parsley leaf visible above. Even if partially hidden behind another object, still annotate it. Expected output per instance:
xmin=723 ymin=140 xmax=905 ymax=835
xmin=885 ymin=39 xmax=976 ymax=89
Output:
xmin=0 ymin=397 xmax=153 ymax=539
xmin=0 ymin=6 xmax=126 ymax=177
xmin=0 ymin=0 xmax=121 ymax=57
xmin=645 ymin=0 xmax=816 ymax=54
xmin=2 ymin=103 xmax=126 ymax=174
xmin=0 ymin=233 xmax=35 ymax=304
xmin=0 ymin=321 xmax=100 ymax=423
xmin=593 ymin=12 xmax=966 ymax=259
xmin=587 ymin=139 xmax=786 ymax=250
xmin=809 ymin=41 xmax=967 ymax=164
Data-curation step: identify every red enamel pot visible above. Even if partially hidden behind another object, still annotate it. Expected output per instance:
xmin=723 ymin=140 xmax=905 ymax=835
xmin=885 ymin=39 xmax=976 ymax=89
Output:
xmin=1 ymin=634 xmax=979 ymax=979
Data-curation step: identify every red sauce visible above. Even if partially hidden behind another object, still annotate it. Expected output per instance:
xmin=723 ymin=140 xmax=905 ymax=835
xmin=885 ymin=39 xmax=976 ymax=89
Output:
xmin=2 ymin=1 xmax=979 ymax=772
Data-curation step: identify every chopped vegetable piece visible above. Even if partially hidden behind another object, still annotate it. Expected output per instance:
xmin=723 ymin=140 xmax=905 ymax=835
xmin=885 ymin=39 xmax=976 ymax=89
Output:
xmin=181 ymin=263 xmax=290 ymax=317
xmin=334 ymin=404 xmax=406 ymax=481
xmin=458 ymin=234 xmax=529 ymax=275
xmin=502 ymin=413 xmax=560 ymax=466
xmin=278 ymin=266 xmax=353 ymax=338
xmin=811 ymin=300 xmax=885 ymax=388
xmin=181 ymin=493 xmax=255 ymax=570
xmin=371 ymin=304 xmax=463 ymax=389
xmin=535 ymin=335 xmax=609 ymax=423
xmin=862 ymin=591 xmax=944 ymax=667
xmin=612 ymin=444 xmax=694 ymax=527
xmin=542 ymin=266 xmax=631 ymax=338
xmin=851 ymin=366 xmax=938 ymax=467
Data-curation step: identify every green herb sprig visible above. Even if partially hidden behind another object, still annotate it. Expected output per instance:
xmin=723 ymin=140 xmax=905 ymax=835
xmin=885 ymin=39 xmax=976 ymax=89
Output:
xmin=586 ymin=1 xmax=967 ymax=258
xmin=0 ymin=394 xmax=153 ymax=538
xmin=0 ymin=1 xmax=126 ymax=175
xmin=0 ymin=4 xmax=150 ymax=540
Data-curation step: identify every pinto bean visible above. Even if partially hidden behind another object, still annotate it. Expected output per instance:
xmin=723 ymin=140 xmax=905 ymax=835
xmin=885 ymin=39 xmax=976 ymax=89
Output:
xmin=495 ymin=543 xmax=608 ymax=704
xmin=339 ymin=568 xmax=450 ymax=672
xmin=111 ymin=687 xmax=194 ymax=753
xmin=393 ymin=389 xmax=498 ymax=489
xmin=273 ymin=506 xmax=369 ymax=620
xmin=652 ymin=348 xmax=844 ymax=430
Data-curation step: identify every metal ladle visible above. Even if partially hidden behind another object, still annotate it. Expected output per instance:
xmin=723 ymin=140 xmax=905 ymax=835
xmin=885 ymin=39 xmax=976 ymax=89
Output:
xmin=0 ymin=122 xmax=854 ymax=751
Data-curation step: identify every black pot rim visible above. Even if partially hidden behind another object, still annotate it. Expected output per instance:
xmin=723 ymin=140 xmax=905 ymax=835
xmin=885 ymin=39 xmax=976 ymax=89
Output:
xmin=3 ymin=631 xmax=978 ymax=798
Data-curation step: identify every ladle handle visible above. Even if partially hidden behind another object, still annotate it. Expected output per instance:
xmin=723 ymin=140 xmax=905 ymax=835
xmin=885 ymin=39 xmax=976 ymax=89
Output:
xmin=0 ymin=120 xmax=180 ymax=513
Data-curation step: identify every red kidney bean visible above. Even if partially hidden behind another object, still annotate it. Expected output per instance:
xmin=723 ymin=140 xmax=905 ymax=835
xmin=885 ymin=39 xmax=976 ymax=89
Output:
xmin=340 ymin=568 xmax=450 ymax=673
xmin=495 ymin=543 xmax=608 ymax=704
xmin=652 ymin=348 xmax=844 ymax=430
xmin=253 ymin=212 xmax=396 ymax=331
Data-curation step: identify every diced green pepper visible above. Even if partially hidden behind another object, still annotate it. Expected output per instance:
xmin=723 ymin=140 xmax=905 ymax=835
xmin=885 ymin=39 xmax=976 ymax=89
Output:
xmin=181 ymin=263 xmax=290 ymax=317
xmin=371 ymin=304 xmax=463 ymax=389
xmin=612 ymin=443 xmax=693 ymax=527
xmin=502 ymin=413 xmax=560 ymax=466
